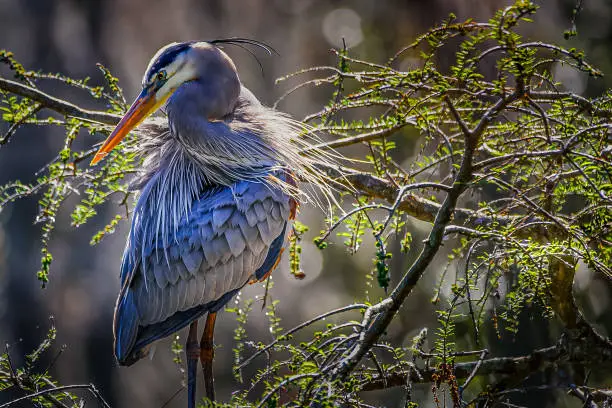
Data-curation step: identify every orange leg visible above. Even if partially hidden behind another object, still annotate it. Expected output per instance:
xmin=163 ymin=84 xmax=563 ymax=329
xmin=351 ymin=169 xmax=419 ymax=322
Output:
xmin=186 ymin=321 xmax=199 ymax=408
xmin=200 ymin=312 xmax=217 ymax=401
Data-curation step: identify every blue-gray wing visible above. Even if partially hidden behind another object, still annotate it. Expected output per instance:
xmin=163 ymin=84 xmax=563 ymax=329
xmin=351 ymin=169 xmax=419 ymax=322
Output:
xmin=114 ymin=179 xmax=292 ymax=365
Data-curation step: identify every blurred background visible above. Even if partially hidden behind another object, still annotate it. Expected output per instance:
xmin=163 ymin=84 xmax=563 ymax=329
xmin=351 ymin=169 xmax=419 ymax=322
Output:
xmin=1 ymin=0 xmax=611 ymax=406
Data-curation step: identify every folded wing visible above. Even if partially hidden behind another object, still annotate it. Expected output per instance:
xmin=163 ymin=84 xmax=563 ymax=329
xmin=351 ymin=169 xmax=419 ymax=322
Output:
xmin=114 ymin=178 xmax=292 ymax=364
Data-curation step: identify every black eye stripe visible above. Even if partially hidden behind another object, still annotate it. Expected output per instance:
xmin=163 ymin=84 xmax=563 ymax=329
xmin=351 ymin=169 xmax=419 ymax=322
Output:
xmin=146 ymin=43 xmax=191 ymax=84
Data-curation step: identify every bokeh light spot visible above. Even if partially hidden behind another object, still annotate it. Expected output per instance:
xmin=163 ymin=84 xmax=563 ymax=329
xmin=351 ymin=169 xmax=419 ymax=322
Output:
xmin=322 ymin=8 xmax=363 ymax=49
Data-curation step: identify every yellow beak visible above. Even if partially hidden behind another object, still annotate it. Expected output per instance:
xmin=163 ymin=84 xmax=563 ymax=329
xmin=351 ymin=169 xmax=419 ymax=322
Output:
xmin=90 ymin=88 xmax=158 ymax=165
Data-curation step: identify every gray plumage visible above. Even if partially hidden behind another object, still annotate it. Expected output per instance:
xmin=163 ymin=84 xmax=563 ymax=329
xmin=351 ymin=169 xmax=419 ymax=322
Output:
xmin=108 ymin=41 xmax=333 ymax=365
xmin=132 ymin=180 xmax=289 ymax=327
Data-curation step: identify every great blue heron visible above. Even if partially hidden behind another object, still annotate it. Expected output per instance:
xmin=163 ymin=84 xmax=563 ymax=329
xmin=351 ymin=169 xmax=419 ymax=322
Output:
xmin=90 ymin=40 xmax=332 ymax=406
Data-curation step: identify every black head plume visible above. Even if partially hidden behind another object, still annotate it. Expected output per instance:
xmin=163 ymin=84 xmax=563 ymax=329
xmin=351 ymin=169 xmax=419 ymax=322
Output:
xmin=208 ymin=37 xmax=279 ymax=77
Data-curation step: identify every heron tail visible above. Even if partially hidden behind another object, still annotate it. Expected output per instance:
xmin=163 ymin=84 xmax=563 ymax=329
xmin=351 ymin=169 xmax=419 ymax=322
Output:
xmin=114 ymin=288 xmax=141 ymax=365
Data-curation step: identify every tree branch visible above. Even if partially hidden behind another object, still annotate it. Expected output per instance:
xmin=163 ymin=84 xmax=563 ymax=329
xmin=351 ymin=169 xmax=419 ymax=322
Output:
xmin=361 ymin=332 xmax=612 ymax=394
xmin=329 ymin=92 xmax=519 ymax=382
xmin=319 ymin=164 xmax=560 ymax=240
xmin=360 ymin=344 xmax=562 ymax=391
xmin=0 ymin=77 xmax=121 ymax=125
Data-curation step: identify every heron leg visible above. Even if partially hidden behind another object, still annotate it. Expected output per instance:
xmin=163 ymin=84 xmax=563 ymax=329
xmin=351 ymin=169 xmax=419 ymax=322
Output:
xmin=186 ymin=320 xmax=199 ymax=408
xmin=200 ymin=312 xmax=217 ymax=401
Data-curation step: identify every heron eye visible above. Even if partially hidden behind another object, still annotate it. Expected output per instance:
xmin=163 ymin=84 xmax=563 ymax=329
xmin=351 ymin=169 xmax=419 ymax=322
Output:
xmin=156 ymin=70 xmax=167 ymax=82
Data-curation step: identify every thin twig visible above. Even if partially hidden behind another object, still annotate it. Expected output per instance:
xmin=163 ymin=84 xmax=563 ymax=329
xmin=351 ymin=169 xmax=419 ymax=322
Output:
xmin=0 ymin=384 xmax=111 ymax=408
xmin=236 ymin=304 xmax=368 ymax=371
xmin=460 ymin=349 xmax=489 ymax=394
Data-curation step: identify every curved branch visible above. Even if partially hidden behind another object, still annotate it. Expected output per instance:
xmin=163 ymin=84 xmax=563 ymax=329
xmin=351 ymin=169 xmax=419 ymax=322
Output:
xmin=0 ymin=77 xmax=121 ymax=125
xmin=319 ymin=164 xmax=556 ymax=240
xmin=0 ymin=383 xmax=111 ymax=408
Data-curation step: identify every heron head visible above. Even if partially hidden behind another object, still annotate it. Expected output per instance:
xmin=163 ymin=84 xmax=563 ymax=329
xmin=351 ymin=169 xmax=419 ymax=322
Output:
xmin=91 ymin=41 xmax=240 ymax=165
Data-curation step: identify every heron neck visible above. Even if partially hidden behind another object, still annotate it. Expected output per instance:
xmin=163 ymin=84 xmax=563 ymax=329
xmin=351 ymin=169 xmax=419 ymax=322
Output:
xmin=164 ymin=87 xmax=282 ymax=187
